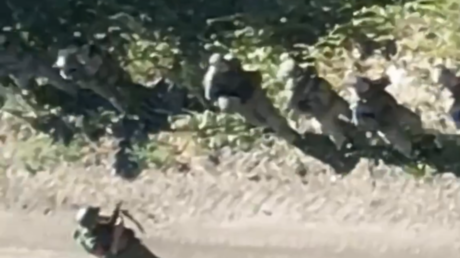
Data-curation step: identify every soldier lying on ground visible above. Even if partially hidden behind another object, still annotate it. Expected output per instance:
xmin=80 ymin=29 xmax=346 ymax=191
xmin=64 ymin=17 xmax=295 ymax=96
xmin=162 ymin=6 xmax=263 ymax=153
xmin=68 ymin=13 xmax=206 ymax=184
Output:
xmin=74 ymin=203 xmax=128 ymax=257
xmin=73 ymin=202 xmax=157 ymax=258
xmin=277 ymin=55 xmax=358 ymax=151
xmin=53 ymin=43 xmax=187 ymax=128
xmin=203 ymin=53 xmax=301 ymax=144
xmin=54 ymin=44 xmax=127 ymax=113
xmin=344 ymin=72 xmax=439 ymax=158
xmin=53 ymin=42 xmax=188 ymax=179
xmin=431 ymin=64 xmax=460 ymax=129
xmin=0 ymin=34 xmax=78 ymax=96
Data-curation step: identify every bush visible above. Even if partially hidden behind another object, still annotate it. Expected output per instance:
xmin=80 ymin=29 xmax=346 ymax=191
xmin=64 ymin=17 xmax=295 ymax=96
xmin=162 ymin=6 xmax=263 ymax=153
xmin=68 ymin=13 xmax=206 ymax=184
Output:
xmin=0 ymin=0 xmax=459 ymax=175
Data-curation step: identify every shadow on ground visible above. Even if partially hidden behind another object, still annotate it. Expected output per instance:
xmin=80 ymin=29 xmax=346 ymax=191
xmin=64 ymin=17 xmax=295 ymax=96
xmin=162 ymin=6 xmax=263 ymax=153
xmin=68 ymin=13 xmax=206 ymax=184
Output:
xmin=0 ymin=73 xmax=205 ymax=180
xmin=291 ymin=130 xmax=460 ymax=176
xmin=124 ymin=239 xmax=162 ymax=258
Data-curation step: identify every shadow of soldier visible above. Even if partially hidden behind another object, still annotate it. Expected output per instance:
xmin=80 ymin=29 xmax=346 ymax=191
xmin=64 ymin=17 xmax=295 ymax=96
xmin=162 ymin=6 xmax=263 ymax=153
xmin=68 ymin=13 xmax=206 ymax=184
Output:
xmin=386 ymin=133 xmax=460 ymax=176
xmin=356 ymin=134 xmax=460 ymax=176
xmin=117 ymin=239 xmax=162 ymax=258
xmin=289 ymin=128 xmax=460 ymax=177
xmin=13 ymin=74 xmax=204 ymax=180
xmin=292 ymin=132 xmax=360 ymax=174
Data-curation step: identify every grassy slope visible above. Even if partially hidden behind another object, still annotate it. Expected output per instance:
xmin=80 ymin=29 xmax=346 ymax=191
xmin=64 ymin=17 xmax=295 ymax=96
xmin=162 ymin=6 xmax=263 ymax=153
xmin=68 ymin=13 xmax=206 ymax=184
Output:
xmin=1 ymin=0 xmax=460 ymax=178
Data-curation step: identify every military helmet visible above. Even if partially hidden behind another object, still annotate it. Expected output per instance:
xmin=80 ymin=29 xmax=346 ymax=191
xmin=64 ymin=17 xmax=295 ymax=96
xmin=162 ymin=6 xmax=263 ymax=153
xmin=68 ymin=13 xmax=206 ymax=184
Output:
xmin=75 ymin=206 xmax=100 ymax=228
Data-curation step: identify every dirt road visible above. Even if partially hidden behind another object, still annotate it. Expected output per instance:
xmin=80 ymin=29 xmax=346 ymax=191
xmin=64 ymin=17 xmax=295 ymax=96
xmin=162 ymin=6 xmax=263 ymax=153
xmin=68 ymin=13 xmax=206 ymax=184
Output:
xmin=0 ymin=209 xmax=457 ymax=258
xmin=0 ymin=161 xmax=459 ymax=258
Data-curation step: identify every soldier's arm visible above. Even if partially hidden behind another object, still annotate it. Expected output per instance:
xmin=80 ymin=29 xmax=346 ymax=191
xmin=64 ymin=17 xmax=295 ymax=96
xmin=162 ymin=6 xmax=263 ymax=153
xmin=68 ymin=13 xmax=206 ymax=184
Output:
xmin=109 ymin=203 xmax=125 ymax=254
xmin=204 ymin=81 xmax=217 ymax=101
xmin=104 ymin=203 xmax=123 ymax=225
xmin=203 ymin=67 xmax=219 ymax=102
xmin=109 ymin=220 xmax=125 ymax=255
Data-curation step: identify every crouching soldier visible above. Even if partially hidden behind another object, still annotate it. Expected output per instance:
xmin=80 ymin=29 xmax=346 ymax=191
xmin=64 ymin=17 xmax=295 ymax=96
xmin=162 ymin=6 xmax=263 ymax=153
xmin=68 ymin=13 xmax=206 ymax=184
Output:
xmin=203 ymin=53 xmax=301 ymax=144
xmin=73 ymin=203 xmax=155 ymax=258
xmin=277 ymin=55 xmax=359 ymax=151
xmin=344 ymin=72 xmax=439 ymax=158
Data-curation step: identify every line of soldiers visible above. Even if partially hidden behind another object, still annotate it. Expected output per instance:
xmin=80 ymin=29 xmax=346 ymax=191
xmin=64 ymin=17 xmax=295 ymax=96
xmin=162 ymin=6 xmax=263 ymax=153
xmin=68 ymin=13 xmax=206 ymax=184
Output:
xmin=0 ymin=37 xmax=192 ymax=179
xmin=203 ymin=52 xmax=460 ymax=160
xmin=1 ymin=33 xmax=459 ymax=171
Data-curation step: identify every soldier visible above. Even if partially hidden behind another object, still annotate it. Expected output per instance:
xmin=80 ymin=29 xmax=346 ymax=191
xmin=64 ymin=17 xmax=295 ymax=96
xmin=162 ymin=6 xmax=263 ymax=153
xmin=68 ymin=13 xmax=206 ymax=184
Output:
xmin=431 ymin=64 xmax=460 ymax=128
xmin=0 ymin=34 xmax=78 ymax=96
xmin=203 ymin=53 xmax=301 ymax=144
xmin=73 ymin=203 xmax=128 ymax=257
xmin=277 ymin=56 xmax=357 ymax=150
xmin=53 ymin=43 xmax=183 ymax=179
xmin=73 ymin=203 xmax=155 ymax=258
xmin=344 ymin=72 xmax=431 ymax=158
xmin=53 ymin=43 xmax=184 ymax=121
xmin=54 ymin=44 xmax=127 ymax=113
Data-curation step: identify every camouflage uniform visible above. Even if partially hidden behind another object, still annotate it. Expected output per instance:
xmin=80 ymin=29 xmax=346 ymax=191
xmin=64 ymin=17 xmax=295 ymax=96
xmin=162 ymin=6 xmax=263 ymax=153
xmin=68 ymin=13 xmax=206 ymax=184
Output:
xmin=346 ymin=75 xmax=424 ymax=157
xmin=278 ymin=57 xmax=356 ymax=150
xmin=74 ymin=226 xmax=152 ymax=258
xmin=73 ymin=225 xmax=104 ymax=255
xmin=432 ymin=64 xmax=460 ymax=129
xmin=73 ymin=206 xmax=155 ymax=258
xmin=203 ymin=53 xmax=300 ymax=143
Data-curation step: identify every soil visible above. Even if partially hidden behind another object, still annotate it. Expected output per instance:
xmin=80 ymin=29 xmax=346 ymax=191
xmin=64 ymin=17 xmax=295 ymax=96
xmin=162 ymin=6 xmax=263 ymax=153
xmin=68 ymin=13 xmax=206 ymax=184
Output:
xmin=0 ymin=157 xmax=459 ymax=258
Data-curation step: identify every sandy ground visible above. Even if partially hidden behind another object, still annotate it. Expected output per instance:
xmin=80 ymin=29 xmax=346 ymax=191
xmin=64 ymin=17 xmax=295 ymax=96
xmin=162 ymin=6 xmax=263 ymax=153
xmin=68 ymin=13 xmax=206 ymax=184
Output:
xmin=0 ymin=210 xmax=458 ymax=258
xmin=0 ymin=157 xmax=459 ymax=258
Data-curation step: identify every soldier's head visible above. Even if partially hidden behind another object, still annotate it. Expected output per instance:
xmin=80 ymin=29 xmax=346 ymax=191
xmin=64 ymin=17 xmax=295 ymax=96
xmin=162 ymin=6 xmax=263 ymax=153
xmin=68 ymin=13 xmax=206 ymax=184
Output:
xmin=343 ymin=72 xmax=391 ymax=97
xmin=203 ymin=53 xmax=244 ymax=89
xmin=277 ymin=54 xmax=318 ymax=91
xmin=54 ymin=44 xmax=103 ymax=81
xmin=431 ymin=64 xmax=459 ymax=90
xmin=75 ymin=206 xmax=100 ymax=229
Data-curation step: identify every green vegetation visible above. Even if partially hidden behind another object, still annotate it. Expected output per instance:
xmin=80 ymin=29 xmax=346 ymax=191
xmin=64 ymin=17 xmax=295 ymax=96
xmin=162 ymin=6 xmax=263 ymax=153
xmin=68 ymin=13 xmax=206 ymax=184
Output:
xmin=0 ymin=0 xmax=459 ymax=175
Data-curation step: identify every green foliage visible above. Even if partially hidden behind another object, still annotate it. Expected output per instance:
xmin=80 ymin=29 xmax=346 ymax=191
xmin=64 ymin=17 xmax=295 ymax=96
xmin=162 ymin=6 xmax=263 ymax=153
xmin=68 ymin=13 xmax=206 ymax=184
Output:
xmin=1 ymin=0 xmax=460 ymax=172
